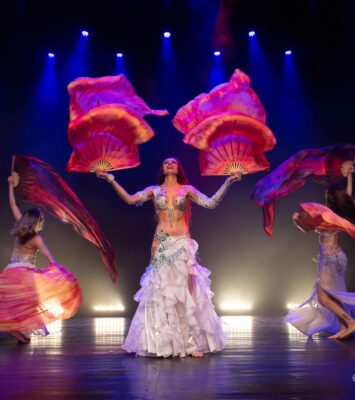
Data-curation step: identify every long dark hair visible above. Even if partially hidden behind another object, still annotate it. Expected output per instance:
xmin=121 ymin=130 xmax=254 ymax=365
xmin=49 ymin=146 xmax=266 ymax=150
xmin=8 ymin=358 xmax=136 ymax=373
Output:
xmin=157 ymin=157 xmax=192 ymax=224
xmin=326 ymin=184 xmax=355 ymax=224
xmin=10 ymin=208 xmax=44 ymax=243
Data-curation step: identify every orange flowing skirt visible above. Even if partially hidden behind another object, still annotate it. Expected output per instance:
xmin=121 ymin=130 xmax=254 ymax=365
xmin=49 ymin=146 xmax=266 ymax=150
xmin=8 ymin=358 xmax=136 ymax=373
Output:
xmin=0 ymin=263 xmax=82 ymax=332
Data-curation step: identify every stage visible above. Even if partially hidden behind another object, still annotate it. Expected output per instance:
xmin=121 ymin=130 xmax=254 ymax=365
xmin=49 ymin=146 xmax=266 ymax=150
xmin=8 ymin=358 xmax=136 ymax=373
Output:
xmin=1 ymin=316 xmax=354 ymax=399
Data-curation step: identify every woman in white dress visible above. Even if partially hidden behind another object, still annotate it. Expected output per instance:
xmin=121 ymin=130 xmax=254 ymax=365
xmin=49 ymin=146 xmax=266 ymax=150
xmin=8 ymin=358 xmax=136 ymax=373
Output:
xmin=97 ymin=157 xmax=241 ymax=357
xmin=287 ymin=168 xmax=355 ymax=339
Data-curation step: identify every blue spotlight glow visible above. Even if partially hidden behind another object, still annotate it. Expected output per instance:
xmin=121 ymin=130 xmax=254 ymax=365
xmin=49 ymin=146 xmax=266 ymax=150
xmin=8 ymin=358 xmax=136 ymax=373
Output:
xmin=163 ymin=31 xmax=171 ymax=38
xmin=209 ymin=47 xmax=225 ymax=88
xmin=115 ymin=52 xmax=125 ymax=74
xmin=81 ymin=30 xmax=89 ymax=37
xmin=285 ymin=50 xmax=292 ymax=55
xmin=48 ymin=52 xmax=55 ymax=58
xmin=248 ymin=31 xmax=256 ymax=37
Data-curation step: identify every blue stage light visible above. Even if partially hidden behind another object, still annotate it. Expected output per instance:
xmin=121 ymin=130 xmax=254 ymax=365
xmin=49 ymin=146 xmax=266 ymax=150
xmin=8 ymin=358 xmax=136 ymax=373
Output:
xmin=248 ymin=31 xmax=256 ymax=37
xmin=81 ymin=30 xmax=89 ymax=37
xmin=163 ymin=32 xmax=171 ymax=38
xmin=48 ymin=52 xmax=55 ymax=58
xmin=285 ymin=50 xmax=292 ymax=55
xmin=214 ymin=51 xmax=221 ymax=57
xmin=116 ymin=53 xmax=123 ymax=58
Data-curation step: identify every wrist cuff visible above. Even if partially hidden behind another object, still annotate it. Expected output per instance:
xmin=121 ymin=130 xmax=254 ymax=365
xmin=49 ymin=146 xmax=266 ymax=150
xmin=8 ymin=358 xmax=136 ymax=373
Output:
xmin=107 ymin=174 xmax=115 ymax=183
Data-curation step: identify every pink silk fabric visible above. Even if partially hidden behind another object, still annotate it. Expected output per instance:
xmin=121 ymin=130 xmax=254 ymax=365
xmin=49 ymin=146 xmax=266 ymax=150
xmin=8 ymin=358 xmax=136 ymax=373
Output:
xmin=0 ymin=263 xmax=82 ymax=332
xmin=67 ymin=132 xmax=141 ymax=173
xmin=295 ymin=202 xmax=355 ymax=238
xmin=68 ymin=74 xmax=168 ymax=121
xmin=251 ymin=148 xmax=328 ymax=236
xmin=172 ymin=69 xmax=276 ymax=176
xmin=67 ymin=75 xmax=168 ymax=172
xmin=68 ymin=104 xmax=156 ymax=148
xmin=173 ymin=68 xmax=266 ymax=135
xmin=252 ymin=144 xmax=354 ymax=236
xmin=14 ymin=155 xmax=118 ymax=284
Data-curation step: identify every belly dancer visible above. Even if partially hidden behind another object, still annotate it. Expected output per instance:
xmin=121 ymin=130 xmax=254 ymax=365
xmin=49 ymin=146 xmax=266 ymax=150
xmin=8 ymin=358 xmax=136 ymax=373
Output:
xmin=0 ymin=175 xmax=82 ymax=343
xmin=287 ymin=168 xmax=355 ymax=339
xmin=97 ymin=157 xmax=241 ymax=357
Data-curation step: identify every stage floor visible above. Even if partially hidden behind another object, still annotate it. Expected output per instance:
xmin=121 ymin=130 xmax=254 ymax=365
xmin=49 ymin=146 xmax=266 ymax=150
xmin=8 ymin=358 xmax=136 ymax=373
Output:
xmin=0 ymin=316 xmax=354 ymax=399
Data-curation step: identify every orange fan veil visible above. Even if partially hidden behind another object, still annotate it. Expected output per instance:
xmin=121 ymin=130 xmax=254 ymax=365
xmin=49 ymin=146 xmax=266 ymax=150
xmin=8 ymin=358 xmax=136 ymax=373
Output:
xmin=173 ymin=69 xmax=276 ymax=176
xmin=67 ymin=74 xmax=168 ymax=173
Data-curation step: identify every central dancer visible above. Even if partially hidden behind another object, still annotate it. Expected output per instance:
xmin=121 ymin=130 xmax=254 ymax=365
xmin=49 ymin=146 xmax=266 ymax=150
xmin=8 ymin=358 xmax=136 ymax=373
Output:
xmin=97 ymin=157 xmax=241 ymax=358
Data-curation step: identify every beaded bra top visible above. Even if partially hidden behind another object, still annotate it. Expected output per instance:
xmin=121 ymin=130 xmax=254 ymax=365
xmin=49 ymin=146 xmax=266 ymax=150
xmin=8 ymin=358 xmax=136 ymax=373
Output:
xmin=153 ymin=186 xmax=187 ymax=226
xmin=154 ymin=186 xmax=187 ymax=213
xmin=9 ymin=254 xmax=37 ymax=265
xmin=135 ymin=180 xmax=231 ymax=226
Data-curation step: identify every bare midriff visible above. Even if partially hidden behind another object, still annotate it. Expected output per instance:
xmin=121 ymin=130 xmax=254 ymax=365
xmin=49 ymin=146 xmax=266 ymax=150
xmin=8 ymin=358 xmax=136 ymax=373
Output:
xmin=319 ymin=233 xmax=340 ymax=256
xmin=151 ymin=210 xmax=190 ymax=257
xmin=156 ymin=208 xmax=189 ymax=236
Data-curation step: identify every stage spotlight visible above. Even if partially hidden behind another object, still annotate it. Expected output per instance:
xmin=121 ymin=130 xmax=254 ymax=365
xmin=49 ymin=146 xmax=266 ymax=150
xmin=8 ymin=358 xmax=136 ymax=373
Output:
xmin=163 ymin=31 xmax=171 ymax=38
xmin=81 ymin=30 xmax=89 ymax=37
xmin=45 ymin=303 xmax=64 ymax=317
xmin=285 ymin=50 xmax=292 ymax=55
xmin=47 ymin=52 xmax=55 ymax=58
xmin=248 ymin=31 xmax=256 ymax=37
xmin=116 ymin=52 xmax=124 ymax=58
xmin=93 ymin=304 xmax=125 ymax=312
xmin=221 ymin=316 xmax=253 ymax=335
xmin=286 ymin=303 xmax=299 ymax=310
xmin=214 ymin=50 xmax=221 ymax=57
xmin=220 ymin=302 xmax=252 ymax=311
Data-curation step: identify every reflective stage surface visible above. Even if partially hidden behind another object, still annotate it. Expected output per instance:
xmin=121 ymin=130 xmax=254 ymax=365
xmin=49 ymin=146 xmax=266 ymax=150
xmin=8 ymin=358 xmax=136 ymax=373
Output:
xmin=1 ymin=316 xmax=354 ymax=399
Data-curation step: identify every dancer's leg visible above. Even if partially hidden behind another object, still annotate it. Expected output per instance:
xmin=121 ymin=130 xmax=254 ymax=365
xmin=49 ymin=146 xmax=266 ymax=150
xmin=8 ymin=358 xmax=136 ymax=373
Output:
xmin=317 ymin=287 xmax=355 ymax=339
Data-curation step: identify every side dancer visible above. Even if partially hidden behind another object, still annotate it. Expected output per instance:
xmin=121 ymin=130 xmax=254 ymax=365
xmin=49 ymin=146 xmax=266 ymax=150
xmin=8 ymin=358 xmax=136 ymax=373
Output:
xmin=0 ymin=176 xmax=82 ymax=343
xmin=287 ymin=168 xmax=355 ymax=339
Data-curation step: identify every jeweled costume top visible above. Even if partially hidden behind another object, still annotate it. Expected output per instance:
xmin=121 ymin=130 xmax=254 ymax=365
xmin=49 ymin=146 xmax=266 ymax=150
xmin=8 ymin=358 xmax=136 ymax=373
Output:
xmin=136 ymin=180 xmax=232 ymax=213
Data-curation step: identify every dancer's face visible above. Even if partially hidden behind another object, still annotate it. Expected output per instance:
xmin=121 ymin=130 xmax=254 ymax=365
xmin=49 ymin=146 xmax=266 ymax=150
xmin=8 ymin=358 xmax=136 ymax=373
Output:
xmin=162 ymin=158 xmax=179 ymax=176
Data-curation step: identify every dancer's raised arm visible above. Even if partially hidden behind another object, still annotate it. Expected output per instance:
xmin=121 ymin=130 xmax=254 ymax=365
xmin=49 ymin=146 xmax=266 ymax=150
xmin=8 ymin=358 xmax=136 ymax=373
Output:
xmin=346 ymin=166 xmax=354 ymax=197
xmin=8 ymin=176 xmax=22 ymax=222
xmin=186 ymin=173 xmax=241 ymax=209
xmin=96 ymin=171 xmax=155 ymax=205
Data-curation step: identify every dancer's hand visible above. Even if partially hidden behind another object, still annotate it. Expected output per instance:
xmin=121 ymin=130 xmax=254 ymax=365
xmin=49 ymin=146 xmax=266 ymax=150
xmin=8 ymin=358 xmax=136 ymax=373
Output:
xmin=292 ymin=211 xmax=313 ymax=232
xmin=8 ymin=173 xmax=19 ymax=187
xmin=347 ymin=165 xmax=354 ymax=176
xmin=96 ymin=170 xmax=115 ymax=183
xmin=292 ymin=212 xmax=300 ymax=222
xmin=292 ymin=212 xmax=303 ymax=231
xmin=226 ymin=172 xmax=242 ymax=184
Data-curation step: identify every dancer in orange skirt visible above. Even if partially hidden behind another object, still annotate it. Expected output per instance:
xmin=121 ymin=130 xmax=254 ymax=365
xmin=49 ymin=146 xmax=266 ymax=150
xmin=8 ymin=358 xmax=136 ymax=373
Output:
xmin=0 ymin=176 xmax=82 ymax=343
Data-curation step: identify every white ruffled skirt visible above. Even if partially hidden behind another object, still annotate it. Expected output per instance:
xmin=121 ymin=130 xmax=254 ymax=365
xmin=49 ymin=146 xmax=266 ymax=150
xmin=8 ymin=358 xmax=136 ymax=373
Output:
xmin=286 ymin=249 xmax=355 ymax=336
xmin=122 ymin=233 xmax=225 ymax=357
